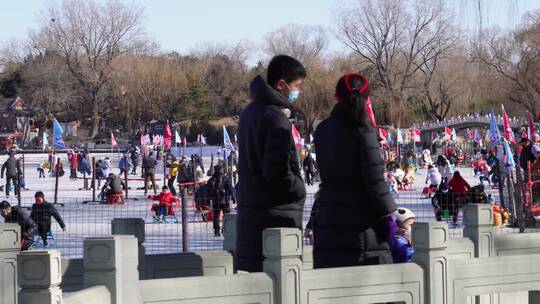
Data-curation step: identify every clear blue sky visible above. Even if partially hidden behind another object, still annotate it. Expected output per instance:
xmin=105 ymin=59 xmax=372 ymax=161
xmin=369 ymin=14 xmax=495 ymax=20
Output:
xmin=1 ymin=0 xmax=539 ymax=58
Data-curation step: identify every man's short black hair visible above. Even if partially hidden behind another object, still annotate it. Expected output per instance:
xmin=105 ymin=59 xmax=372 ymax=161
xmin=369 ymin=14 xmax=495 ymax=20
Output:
xmin=267 ymin=55 xmax=307 ymax=88
xmin=162 ymin=185 xmax=169 ymax=190
xmin=0 ymin=201 xmax=10 ymax=209
xmin=35 ymin=191 xmax=45 ymax=198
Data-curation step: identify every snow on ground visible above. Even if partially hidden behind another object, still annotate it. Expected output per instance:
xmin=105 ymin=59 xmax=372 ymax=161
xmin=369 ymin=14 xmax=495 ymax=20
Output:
xmin=0 ymin=153 xmax=529 ymax=258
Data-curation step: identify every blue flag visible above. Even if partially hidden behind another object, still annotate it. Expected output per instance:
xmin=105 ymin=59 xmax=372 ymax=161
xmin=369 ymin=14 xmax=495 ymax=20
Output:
xmin=396 ymin=128 xmax=403 ymax=144
xmin=504 ymin=139 xmax=515 ymax=168
xmin=52 ymin=118 xmax=66 ymax=149
xmin=489 ymin=110 xmax=500 ymax=146
xmin=223 ymin=126 xmax=235 ymax=151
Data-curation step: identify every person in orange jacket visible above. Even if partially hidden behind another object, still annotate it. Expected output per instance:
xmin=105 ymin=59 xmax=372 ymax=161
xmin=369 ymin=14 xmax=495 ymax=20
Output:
xmin=148 ymin=186 xmax=179 ymax=223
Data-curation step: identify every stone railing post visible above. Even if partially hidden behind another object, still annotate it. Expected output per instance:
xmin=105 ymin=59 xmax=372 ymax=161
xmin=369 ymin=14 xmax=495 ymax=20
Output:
xmin=0 ymin=224 xmax=20 ymax=304
xmin=412 ymin=221 xmax=450 ymax=304
xmin=111 ymin=218 xmax=145 ymax=279
xmin=83 ymin=235 xmax=139 ymax=304
xmin=463 ymin=204 xmax=494 ymax=258
xmin=262 ymin=228 xmax=302 ymax=304
xmin=222 ymin=214 xmax=237 ymax=256
xmin=463 ymin=204 xmax=497 ymax=304
xmin=18 ymin=249 xmax=62 ymax=304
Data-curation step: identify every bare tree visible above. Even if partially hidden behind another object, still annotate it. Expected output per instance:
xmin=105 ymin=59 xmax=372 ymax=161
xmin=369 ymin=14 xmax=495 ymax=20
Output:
xmin=263 ymin=24 xmax=328 ymax=69
xmin=262 ymin=24 xmax=335 ymax=137
xmin=416 ymin=47 xmax=469 ymax=121
xmin=475 ymin=11 xmax=540 ymax=119
xmin=30 ymin=0 xmax=148 ymax=136
xmin=334 ymin=0 xmax=455 ymax=126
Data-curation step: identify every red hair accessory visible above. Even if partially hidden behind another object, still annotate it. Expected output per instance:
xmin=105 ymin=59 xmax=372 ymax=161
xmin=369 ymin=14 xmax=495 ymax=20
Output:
xmin=335 ymin=72 xmax=369 ymax=102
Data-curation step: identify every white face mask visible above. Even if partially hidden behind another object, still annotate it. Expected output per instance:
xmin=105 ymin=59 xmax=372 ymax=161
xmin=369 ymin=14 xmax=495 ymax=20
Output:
xmin=406 ymin=226 xmax=412 ymax=235
xmin=281 ymin=108 xmax=291 ymax=118
xmin=285 ymin=83 xmax=300 ymax=103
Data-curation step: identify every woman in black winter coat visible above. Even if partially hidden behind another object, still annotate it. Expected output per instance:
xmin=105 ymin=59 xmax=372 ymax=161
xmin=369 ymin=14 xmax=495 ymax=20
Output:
xmin=309 ymin=72 xmax=397 ymax=269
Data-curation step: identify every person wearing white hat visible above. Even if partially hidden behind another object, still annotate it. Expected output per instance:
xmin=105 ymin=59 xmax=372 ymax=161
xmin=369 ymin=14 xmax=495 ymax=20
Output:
xmin=390 ymin=207 xmax=415 ymax=263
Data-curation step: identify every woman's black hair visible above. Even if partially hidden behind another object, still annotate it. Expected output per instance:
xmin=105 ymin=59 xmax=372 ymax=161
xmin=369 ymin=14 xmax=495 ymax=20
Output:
xmin=335 ymin=73 xmax=372 ymax=128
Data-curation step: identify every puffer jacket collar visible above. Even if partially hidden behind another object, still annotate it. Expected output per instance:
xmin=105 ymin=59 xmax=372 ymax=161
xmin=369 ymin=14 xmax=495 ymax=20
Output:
xmin=249 ymin=75 xmax=292 ymax=109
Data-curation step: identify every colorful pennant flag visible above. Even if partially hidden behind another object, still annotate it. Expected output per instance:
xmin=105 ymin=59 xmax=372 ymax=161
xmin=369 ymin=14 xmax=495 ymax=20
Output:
xmin=412 ymin=128 xmax=421 ymax=143
xmin=52 ymin=118 xmax=66 ymax=149
xmin=379 ymin=128 xmax=388 ymax=146
xmin=396 ymin=128 xmax=403 ymax=144
xmin=366 ymin=97 xmax=377 ymax=127
xmin=164 ymin=120 xmax=172 ymax=149
xmin=444 ymin=127 xmax=452 ymax=141
xmin=489 ymin=110 xmax=501 ymax=146
xmin=291 ymin=124 xmax=302 ymax=149
xmin=504 ymin=139 xmax=515 ymax=168
xmin=223 ymin=126 xmax=235 ymax=151
xmin=111 ymin=132 xmax=118 ymax=147
xmin=175 ymin=130 xmax=181 ymax=145
xmin=501 ymin=104 xmax=515 ymax=144
xmin=42 ymin=131 xmax=49 ymax=150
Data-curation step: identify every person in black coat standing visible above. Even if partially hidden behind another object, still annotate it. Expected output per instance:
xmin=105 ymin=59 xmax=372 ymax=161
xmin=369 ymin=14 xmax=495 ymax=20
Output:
xmin=303 ymin=151 xmax=316 ymax=186
xmin=30 ymin=191 xmax=66 ymax=246
xmin=207 ymin=164 xmax=236 ymax=236
xmin=236 ymin=55 xmax=307 ymax=272
xmin=308 ymin=72 xmax=397 ymax=269
xmin=1 ymin=152 xmax=22 ymax=197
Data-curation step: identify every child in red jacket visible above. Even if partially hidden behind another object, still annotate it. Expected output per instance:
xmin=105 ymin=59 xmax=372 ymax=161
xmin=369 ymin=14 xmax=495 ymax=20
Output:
xmin=149 ymin=186 xmax=179 ymax=223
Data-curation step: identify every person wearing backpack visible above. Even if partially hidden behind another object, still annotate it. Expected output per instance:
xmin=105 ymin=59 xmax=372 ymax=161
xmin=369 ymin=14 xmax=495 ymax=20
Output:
xmin=208 ymin=164 xmax=236 ymax=236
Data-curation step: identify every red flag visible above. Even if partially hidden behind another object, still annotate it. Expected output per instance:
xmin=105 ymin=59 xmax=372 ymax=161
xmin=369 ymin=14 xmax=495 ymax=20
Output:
xmin=111 ymin=132 xmax=118 ymax=147
xmin=365 ymin=97 xmax=377 ymax=127
xmin=164 ymin=120 xmax=172 ymax=149
xmin=444 ymin=127 xmax=452 ymax=140
xmin=501 ymin=104 xmax=515 ymax=144
xmin=412 ymin=128 xmax=421 ymax=143
xmin=379 ymin=128 xmax=388 ymax=146
xmin=468 ymin=129 xmax=474 ymax=141
xmin=291 ymin=124 xmax=302 ymax=149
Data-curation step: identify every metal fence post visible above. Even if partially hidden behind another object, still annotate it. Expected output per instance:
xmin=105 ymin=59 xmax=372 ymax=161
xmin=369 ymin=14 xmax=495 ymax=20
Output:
xmin=181 ymin=187 xmax=189 ymax=252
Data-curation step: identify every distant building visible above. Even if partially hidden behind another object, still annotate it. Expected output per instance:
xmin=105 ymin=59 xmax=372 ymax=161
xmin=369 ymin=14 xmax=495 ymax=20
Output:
xmin=60 ymin=121 xmax=80 ymax=137
xmin=144 ymin=120 xmax=167 ymax=136
xmin=0 ymin=97 xmax=35 ymax=151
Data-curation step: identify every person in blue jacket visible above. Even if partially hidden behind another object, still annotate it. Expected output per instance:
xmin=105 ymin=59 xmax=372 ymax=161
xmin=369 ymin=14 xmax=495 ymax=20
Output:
xmin=391 ymin=207 xmax=415 ymax=263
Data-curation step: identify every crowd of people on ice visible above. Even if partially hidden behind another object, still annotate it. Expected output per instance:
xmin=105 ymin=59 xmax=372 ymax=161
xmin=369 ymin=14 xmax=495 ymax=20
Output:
xmin=0 ymin=55 xmax=531 ymax=272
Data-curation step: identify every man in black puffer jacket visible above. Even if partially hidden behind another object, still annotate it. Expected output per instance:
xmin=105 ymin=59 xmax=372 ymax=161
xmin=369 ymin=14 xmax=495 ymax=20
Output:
xmin=1 ymin=200 xmax=37 ymax=250
xmin=236 ymin=55 xmax=307 ymax=272
xmin=1 ymin=152 xmax=22 ymax=197
xmin=30 ymin=191 xmax=66 ymax=246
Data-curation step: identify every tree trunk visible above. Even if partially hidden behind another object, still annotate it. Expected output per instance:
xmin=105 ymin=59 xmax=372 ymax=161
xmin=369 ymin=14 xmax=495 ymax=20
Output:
xmin=90 ymin=96 xmax=100 ymax=138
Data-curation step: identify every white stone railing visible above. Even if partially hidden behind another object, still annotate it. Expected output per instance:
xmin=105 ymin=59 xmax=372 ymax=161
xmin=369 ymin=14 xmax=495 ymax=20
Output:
xmin=5 ymin=204 xmax=540 ymax=303
xmin=63 ymin=286 xmax=110 ymax=304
